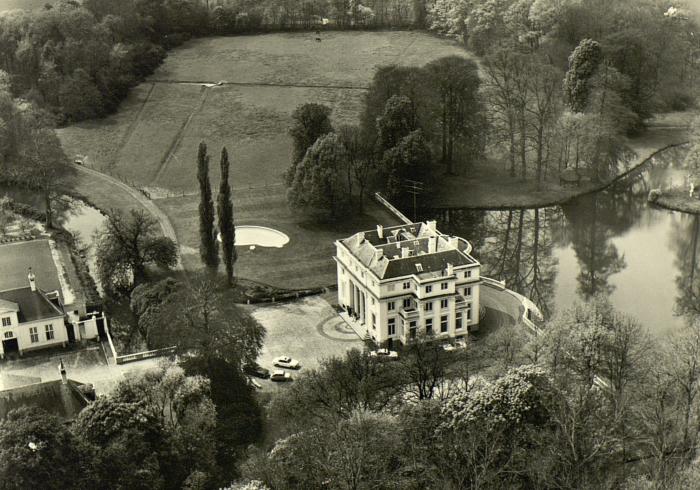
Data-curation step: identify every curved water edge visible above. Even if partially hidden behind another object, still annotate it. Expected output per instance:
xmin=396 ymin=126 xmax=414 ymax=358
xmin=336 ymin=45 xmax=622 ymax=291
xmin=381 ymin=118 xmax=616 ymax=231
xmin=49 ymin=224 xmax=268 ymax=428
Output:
xmin=218 ymin=226 xmax=290 ymax=248
xmin=422 ymin=143 xmax=699 ymax=337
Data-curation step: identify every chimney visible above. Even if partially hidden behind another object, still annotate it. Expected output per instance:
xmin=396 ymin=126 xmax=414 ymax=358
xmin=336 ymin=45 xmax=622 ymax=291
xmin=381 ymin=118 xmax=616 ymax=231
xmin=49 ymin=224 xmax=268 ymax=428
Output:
xmin=448 ymin=236 xmax=459 ymax=249
xmin=428 ymin=236 xmax=437 ymax=254
xmin=375 ymin=249 xmax=383 ymax=261
xmin=377 ymin=225 xmax=384 ymax=239
xmin=401 ymin=247 xmax=410 ymax=258
xmin=426 ymin=220 xmax=437 ymax=233
xmin=59 ymin=359 xmax=67 ymax=384
xmin=27 ymin=268 xmax=36 ymax=291
xmin=446 ymin=263 xmax=454 ymax=276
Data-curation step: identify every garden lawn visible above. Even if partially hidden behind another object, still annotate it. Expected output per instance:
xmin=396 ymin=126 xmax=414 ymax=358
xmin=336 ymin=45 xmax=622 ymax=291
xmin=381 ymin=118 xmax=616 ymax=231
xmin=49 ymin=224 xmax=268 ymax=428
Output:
xmin=156 ymin=187 xmax=400 ymax=289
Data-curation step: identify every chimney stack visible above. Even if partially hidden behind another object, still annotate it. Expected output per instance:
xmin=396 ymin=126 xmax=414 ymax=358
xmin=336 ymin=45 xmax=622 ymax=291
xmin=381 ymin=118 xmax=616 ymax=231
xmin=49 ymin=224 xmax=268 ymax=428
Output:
xmin=377 ymin=225 xmax=384 ymax=239
xmin=448 ymin=236 xmax=460 ymax=249
xmin=428 ymin=236 xmax=437 ymax=254
xmin=426 ymin=220 xmax=437 ymax=233
xmin=59 ymin=359 xmax=67 ymax=384
xmin=446 ymin=263 xmax=454 ymax=276
xmin=401 ymin=247 xmax=410 ymax=258
xmin=27 ymin=268 xmax=36 ymax=292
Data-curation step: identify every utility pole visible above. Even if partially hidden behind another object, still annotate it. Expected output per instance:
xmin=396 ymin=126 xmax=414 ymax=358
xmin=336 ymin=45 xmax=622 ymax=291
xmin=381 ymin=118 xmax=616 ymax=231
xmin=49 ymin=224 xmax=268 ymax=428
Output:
xmin=404 ymin=179 xmax=424 ymax=221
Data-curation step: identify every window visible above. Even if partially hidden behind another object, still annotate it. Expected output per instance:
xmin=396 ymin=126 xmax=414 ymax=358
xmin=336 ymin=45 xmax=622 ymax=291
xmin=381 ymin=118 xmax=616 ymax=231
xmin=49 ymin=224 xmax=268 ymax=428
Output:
xmin=416 ymin=264 xmax=423 ymax=272
xmin=440 ymin=315 xmax=448 ymax=333
xmin=3 ymin=331 xmax=12 ymax=339
xmin=426 ymin=285 xmax=433 ymax=293
xmin=388 ymin=301 xmax=396 ymax=311
xmin=45 ymin=324 xmax=54 ymax=341
xmin=424 ymin=302 xmax=433 ymax=311
xmin=456 ymin=311 xmax=463 ymax=329
xmin=388 ymin=284 xmax=396 ymax=292
xmin=466 ymin=270 xmax=472 ymax=278
xmin=441 ymin=299 xmax=448 ymax=308
xmin=371 ymin=298 xmax=375 ymax=305
xmin=466 ymin=304 xmax=472 ymax=321
xmin=29 ymin=327 xmax=39 ymax=343
xmin=372 ymin=314 xmax=376 ymax=328
xmin=403 ymin=281 xmax=411 ymax=290
xmin=1 ymin=317 xmax=10 ymax=327
xmin=403 ymin=298 xmax=412 ymax=309
xmin=441 ymin=282 xmax=448 ymax=290
xmin=464 ymin=287 xmax=472 ymax=297
xmin=388 ymin=318 xmax=396 ymax=336
xmin=425 ymin=318 xmax=433 ymax=335
xmin=409 ymin=321 xmax=417 ymax=339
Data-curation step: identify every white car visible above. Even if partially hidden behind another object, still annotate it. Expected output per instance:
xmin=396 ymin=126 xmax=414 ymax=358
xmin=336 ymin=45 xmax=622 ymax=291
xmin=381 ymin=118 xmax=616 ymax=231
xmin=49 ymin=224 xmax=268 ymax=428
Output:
xmin=248 ymin=378 xmax=262 ymax=390
xmin=455 ymin=338 xmax=468 ymax=349
xmin=370 ymin=348 xmax=399 ymax=360
xmin=442 ymin=342 xmax=456 ymax=352
xmin=273 ymin=356 xmax=301 ymax=369
xmin=270 ymin=370 xmax=293 ymax=382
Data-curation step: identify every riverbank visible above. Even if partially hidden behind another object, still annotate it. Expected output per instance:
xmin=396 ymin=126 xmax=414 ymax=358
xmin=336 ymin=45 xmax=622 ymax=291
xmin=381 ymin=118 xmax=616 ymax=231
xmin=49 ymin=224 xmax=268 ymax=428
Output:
xmin=652 ymin=188 xmax=700 ymax=215
xmin=431 ymin=113 xmax=693 ymax=210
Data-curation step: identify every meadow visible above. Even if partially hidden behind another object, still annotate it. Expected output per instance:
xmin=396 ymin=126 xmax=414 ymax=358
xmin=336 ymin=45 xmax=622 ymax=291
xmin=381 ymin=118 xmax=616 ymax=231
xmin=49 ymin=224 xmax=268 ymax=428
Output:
xmin=57 ymin=31 xmax=470 ymax=287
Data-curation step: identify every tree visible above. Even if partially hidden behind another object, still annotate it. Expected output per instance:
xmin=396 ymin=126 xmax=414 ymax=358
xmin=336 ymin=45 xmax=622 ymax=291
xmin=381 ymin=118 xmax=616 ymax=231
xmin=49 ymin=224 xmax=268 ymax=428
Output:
xmin=337 ymin=124 xmax=376 ymax=212
xmin=424 ymin=56 xmax=484 ymax=173
xmin=376 ymin=94 xmax=418 ymax=152
xmin=130 ymin=277 xmax=180 ymax=348
xmin=564 ymin=38 xmax=603 ymax=113
xmin=0 ymin=408 xmax=94 ymax=490
xmin=400 ymin=334 xmax=450 ymax=400
xmin=285 ymin=103 xmax=333 ymax=185
xmin=95 ymin=208 xmax=178 ymax=295
xmin=379 ymin=130 xmax=432 ymax=204
xmin=217 ymin=147 xmax=236 ymax=286
xmin=197 ymin=141 xmax=218 ymax=273
xmin=150 ymin=277 xmax=265 ymax=370
xmin=14 ymin=106 xmax=74 ymax=229
xmin=286 ymin=132 xmax=350 ymax=219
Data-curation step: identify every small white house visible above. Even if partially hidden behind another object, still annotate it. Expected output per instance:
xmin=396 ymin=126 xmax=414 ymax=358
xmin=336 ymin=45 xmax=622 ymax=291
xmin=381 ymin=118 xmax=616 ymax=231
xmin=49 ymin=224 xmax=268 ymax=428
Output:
xmin=0 ymin=269 xmax=99 ymax=358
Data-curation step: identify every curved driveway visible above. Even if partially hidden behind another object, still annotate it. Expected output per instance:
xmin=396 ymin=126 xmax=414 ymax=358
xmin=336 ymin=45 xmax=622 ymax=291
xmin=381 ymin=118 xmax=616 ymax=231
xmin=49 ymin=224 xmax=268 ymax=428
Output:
xmin=73 ymin=164 xmax=183 ymax=270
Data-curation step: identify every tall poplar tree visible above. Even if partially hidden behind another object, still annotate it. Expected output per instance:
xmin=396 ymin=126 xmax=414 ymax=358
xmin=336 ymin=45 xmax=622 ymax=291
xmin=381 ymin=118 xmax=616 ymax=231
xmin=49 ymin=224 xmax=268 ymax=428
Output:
xmin=217 ymin=147 xmax=236 ymax=286
xmin=197 ymin=142 xmax=218 ymax=273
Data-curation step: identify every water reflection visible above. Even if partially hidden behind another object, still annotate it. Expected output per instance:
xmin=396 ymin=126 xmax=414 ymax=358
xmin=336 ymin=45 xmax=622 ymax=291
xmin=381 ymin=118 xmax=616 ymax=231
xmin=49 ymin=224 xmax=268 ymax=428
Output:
xmin=424 ymin=144 xmax=696 ymax=335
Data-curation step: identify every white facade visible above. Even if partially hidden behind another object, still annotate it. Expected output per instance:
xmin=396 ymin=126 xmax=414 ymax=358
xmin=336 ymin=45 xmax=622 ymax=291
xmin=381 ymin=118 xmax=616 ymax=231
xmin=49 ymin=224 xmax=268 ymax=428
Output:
xmin=334 ymin=221 xmax=481 ymax=347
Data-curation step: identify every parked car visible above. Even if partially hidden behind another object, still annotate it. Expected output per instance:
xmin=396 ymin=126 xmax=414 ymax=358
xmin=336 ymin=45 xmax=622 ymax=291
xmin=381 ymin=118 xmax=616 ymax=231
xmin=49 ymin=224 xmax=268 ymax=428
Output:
xmin=370 ymin=348 xmax=399 ymax=360
xmin=273 ymin=356 xmax=301 ymax=369
xmin=455 ymin=338 xmax=468 ymax=349
xmin=442 ymin=342 xmax=456 ymax=352
xmin=270 ymin=370 xmax=293 ymax=382
xmin=244 ymin=363 xmax=270 ymax=379
xmin=248 ymin=378 xmax=262 ymax=390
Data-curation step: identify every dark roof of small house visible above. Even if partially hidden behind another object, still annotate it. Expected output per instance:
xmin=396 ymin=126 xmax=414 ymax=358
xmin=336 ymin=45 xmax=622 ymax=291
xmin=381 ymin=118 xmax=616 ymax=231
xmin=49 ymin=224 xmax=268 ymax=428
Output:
xmin=0 ymin=240 xmax=62 ymax=293
xmin=0 ymin=380 xmax=90 ymax=421
xmin=0 ymin=287 xmax=64 ymax=323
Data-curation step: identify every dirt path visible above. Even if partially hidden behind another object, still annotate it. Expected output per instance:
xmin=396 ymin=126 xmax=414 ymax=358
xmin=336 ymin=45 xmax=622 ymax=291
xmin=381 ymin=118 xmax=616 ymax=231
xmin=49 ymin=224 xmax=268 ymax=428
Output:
xmin=73 ymin=164 xmax=183 ymax=270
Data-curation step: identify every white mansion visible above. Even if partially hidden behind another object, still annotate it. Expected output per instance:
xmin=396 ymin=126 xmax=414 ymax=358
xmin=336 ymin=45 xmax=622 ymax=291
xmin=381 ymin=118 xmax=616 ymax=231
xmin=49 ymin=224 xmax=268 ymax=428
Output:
xmin=335 ymin=221 xmax=481 ymax=348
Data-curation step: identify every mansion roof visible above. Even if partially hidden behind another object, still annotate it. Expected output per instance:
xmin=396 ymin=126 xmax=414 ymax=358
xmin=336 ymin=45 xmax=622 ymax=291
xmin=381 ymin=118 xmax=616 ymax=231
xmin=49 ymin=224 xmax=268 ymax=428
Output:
xmin=0 ymin=379 xmax=91 ymax=421
xmin=339 ymin=222 xmax=478 ymax=280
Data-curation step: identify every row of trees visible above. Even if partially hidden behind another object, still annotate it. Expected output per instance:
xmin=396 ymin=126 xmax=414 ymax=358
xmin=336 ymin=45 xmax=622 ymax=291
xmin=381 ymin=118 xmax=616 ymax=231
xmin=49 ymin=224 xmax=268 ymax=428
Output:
xmin=427 ymin=0 xmax=699 ymax=185
xmin=0 ymin=359 xmax=263 ymax=489
xmin=0 ymin=0 xmax=211 ymax=123
xmin=0 ymin=73 xmax=73 ymax=228
xmin=197 ymin=142 xmax=238 ymax=285
xmin=284 ymin=55 xmax=484 ymax=217
xmin=240 ymin=298 xmax=700 ymax=489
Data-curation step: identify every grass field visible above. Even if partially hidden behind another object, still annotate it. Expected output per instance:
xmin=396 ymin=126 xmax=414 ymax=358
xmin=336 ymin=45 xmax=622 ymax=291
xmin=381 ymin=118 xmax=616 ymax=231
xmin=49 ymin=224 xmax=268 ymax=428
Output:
xmin=57 ymin=31 xmax=468 ymax=286
xmin=158 ymin=186 xmax=398 ymax=289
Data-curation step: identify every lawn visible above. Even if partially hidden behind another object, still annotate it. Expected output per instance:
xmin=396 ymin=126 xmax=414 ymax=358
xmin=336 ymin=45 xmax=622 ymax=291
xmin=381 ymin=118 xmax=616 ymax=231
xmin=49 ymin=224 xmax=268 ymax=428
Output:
xmin=157 ymin=186 xmax=399 ymax=289
xmin=0 ymin=239 xmax=61 ymax=292
xmin=58 ymin=31 xmax=470 ymax=194
xmin=56 ymin=31 xmax=467 ymax=288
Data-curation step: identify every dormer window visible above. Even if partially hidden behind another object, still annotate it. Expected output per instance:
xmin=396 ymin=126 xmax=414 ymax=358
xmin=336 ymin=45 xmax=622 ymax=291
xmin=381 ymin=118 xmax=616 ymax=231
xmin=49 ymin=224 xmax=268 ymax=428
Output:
xmin=416 ymin=263 xmax=423 ymax=272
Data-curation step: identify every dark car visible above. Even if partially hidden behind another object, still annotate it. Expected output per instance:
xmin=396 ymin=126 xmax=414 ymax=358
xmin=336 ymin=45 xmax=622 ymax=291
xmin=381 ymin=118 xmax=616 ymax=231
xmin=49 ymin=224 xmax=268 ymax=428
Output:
xmin=244 ymin=363 xmax=270 ymax=379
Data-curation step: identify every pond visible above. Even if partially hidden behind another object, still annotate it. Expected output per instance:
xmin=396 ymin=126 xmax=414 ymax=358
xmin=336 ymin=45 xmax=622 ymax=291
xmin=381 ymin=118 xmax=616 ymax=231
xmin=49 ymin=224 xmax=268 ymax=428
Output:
xmin=422 ymin=145 xmax=696 ymax=336
xmin=219 ymin=226 xmax=290 ymax=248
